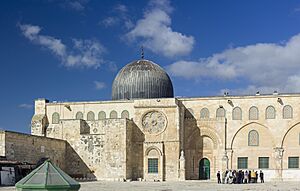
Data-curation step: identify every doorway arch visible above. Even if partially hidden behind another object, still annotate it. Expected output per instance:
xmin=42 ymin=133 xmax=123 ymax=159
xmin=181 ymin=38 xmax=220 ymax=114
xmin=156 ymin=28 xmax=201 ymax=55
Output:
xmin=199 ymin=158 xmax=210 ymax=180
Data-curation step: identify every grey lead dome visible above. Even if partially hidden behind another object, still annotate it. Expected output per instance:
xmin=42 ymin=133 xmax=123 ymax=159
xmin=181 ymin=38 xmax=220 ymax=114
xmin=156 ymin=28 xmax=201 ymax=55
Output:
xmin=112 ymin=59 xmax=174 ymax=100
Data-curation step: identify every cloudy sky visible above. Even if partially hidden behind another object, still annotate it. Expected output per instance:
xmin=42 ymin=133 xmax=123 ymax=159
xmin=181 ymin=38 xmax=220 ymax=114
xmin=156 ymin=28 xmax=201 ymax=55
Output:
xmin=1 ymin=0 xmax=300 ymax=132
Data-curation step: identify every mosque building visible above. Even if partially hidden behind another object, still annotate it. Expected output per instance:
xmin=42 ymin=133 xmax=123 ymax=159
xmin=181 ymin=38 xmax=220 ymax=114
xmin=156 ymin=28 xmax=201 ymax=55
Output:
xmin=1 ymin=57 xmax=300 ymax=182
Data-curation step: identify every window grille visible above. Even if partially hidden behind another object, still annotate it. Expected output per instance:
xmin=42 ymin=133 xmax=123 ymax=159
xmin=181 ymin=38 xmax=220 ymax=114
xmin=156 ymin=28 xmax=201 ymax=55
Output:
xmin=148 ymin=158 xmax=158 ymax=173
xmin=237 ymin=157 xmax=248 ymax=169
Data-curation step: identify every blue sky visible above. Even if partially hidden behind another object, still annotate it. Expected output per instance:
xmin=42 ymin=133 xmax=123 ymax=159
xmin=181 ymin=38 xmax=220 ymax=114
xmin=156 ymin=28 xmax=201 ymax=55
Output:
xmin=1 ymin=0 xmax=300 ymax=133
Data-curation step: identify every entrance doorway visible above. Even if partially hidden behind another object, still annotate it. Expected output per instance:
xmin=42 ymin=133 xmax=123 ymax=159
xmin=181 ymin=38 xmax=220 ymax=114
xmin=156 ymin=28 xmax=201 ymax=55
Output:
xmin=199 ymin=158 xmax=210 ymax=180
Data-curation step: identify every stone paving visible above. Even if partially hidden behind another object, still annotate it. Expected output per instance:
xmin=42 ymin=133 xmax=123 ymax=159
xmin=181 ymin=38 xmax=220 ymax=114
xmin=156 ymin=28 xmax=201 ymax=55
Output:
xmin=1 ymin=181 xmax=300 ymax=191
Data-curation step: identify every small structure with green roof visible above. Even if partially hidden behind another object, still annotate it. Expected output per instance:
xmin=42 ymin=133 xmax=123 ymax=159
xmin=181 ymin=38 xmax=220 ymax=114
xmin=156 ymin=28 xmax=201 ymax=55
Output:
xmin=15 ymin=159 xmax=80 ymax=191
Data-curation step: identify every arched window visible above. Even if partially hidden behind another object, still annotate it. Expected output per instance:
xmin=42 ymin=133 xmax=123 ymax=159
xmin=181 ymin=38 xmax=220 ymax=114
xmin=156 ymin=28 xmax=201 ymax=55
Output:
xmin=121 ymin=110 xmax=129 ymax=119
xmin=248 ymin=130 xmax=259 ymax=146
xmin=87 ymin=111 xmax=95 ymax=121
xmin=200 ymin=108 xmax=209 ymax=119
xmin=147 ymin=148 xmax=159 ymax=174
xmin=52 ymin=112 xmax=60 ymax=124
xmin=98 ymin=111 xmax=106 ymax=120
xmin=266 ymin=106 xmax=276 ymax=119
xmin=75 ymin=112 xmax=83 ymax=120
xmin=185 ymin=108 xmax=194 ymax=119
xmin=216 ymin=107 xmax=226 ymax=118
xmin=283 ymin=105 xmax=293 ymax=119
xmin=110 ymin=110 xmax=118 ymax=118
xmin=249 ymin=106 xmax=259 ymax=120
xmin=232 ymin=107 xmax=242 ymax=120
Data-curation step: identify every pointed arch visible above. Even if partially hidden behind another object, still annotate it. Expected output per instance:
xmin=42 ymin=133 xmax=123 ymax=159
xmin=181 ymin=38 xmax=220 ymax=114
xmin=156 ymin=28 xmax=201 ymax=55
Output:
xmin=281 ymin=122 xmax=300 ymax=147
xmin=200 ymin=108 xmax=209 ymax=119
xmin=230 ymin=122 xmax=273 ymax=149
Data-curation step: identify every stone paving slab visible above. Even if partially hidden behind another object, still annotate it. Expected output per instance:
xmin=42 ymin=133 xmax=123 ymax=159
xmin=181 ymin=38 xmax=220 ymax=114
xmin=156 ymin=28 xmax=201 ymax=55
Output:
xmin=1 ymin=181 xmax=300 ymax=191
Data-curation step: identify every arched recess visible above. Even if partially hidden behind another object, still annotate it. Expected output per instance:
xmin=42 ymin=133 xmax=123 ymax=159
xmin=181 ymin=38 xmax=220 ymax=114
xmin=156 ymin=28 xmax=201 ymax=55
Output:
xmin=98 ymin=111 xmax=106 ymax=120
xmin=144 ymin=146 xmax=163 ymax=181
xmin=75 ymin=111 xmax=83 ymax=120
xmin=87 ymin=111 xmax=95 ymax=121
xmin=145 ymin=146 xmax=163 ymax=156
xmin=283 ymin=105 xmax=293 ymax=119
xmin=200 ymin=108 xmax=209 ymax=119
xmin=249 ymin=106 xmax=259 ymax=120
xmin=280 ymin=122 xmax=300 ymax=170
xmin=52 ymin=112 xmax=60 ymax=124
xmin=230 ymin=122 xmax=275 ymax=170
xmin=216 ymin=107 xmax=226 ymax=118
xmin=281 ymin=122 xmax=300 ymax=148
xmin=230 ymin=122 xmax=275 ymax=149
xmin=266 ymin=106 xmax=276 ymax=119
xmin=121 ymin=110 xmax=129 ymax=119
xmin=200 ymin=127 xmax=222 ymax=149
xmin=110 ymin=110 xmax=118 ymax=118
xmin=232 ymin=107 xmax=242 ymax=120
xmin=185 ymin=127 xmax=222 ymax=150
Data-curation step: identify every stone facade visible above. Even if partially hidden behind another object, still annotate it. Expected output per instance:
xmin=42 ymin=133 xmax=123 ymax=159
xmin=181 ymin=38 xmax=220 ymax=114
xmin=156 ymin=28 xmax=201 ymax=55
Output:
xmin=2 ymin=93 xmax=300 ymax=181
xmin=25 ymin=93 xmax=300 ymax=181
xmin=0 ymin=130 xmax=66 ymax=170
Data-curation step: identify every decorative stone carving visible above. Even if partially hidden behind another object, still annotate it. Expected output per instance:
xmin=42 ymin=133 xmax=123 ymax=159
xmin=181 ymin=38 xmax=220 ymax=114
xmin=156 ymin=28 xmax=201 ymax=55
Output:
xmin=142 ymin=111 xmax=167 ymax=134
xmin=179 ymin=150 xmax=185 ymax=181
xmin=274 ymin=147 xmax=284 ymax=181
xmin=274 ymin=147 xmax=284 ymax=160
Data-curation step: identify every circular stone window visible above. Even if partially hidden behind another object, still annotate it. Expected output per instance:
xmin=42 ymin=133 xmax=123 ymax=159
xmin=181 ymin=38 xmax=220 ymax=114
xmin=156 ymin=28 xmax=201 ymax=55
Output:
xmin=142 ymin=111 xmax=167 ymax=134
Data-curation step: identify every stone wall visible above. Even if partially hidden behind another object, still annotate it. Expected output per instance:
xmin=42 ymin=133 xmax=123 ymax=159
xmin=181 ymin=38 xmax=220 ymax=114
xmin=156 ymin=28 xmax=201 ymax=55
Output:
xmin=0 ymin=130 xmax=66 ymax=170
xmin=48 ymin=118 xmax=140 ymax=180
xmin=134 ymin=98 xmax=181 ymax=181
xmin=180 ymin=94 xmax=300 ymax=181
xmin=30 ymin=94 xmax=300 ymax=181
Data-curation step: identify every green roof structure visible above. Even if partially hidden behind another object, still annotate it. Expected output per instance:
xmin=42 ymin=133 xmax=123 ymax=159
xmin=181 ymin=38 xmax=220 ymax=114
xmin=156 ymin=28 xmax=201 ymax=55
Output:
xmin=15 ymin=160 xmax=80 ymax=191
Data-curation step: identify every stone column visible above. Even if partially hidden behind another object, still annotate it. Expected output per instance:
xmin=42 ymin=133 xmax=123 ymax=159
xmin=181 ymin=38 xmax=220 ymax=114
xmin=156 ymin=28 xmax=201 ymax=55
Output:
xmin=179 ymin=150 xmax=186 ymax=181
xmin=222 ymin=151 xmax=229 ymax=172
xmin=273 ymin=147 xmax=284 ymax=181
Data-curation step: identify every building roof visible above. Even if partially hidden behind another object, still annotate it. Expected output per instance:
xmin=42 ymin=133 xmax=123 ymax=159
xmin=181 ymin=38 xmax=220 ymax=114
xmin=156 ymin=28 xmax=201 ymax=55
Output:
xmin=112 ymin=59 xmax=174 ymax=100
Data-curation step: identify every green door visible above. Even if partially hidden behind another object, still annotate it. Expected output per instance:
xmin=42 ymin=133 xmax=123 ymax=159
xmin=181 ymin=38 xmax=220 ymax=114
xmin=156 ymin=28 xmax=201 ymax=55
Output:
xmin=199 ymin=158 xmax=210 ymax=180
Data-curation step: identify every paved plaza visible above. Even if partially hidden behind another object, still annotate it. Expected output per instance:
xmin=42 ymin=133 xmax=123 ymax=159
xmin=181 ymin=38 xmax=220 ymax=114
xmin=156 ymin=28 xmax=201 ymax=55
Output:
xmin=1 ymin=181 xmax=300 ymax=191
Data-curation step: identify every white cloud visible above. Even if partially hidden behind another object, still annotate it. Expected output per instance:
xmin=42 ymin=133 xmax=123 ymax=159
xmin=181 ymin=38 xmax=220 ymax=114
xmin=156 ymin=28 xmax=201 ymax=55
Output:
xmin=114 ymin=4 xmax=128 ymax=13
xmin=63 ymin=0 xmax=89 ymax=11
xmin=19 ymin=24 xmax=105 ymax=68
xmin=101 ymin=4 xmax=133 ymax=29
xmin=18 ymin=104 xmax=33 ymax=109
xmin=94 ymin=81 xmax=106 ymax=90
xmin=167 ymin=33 xmax=300 ymax=94
xmin=101 ymin=17 xmax=119 ymax=27
xmin=126 ymin=0 xmax=194 ymax=57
